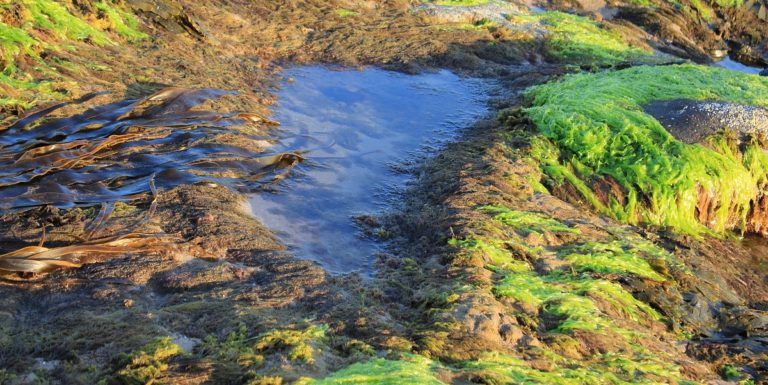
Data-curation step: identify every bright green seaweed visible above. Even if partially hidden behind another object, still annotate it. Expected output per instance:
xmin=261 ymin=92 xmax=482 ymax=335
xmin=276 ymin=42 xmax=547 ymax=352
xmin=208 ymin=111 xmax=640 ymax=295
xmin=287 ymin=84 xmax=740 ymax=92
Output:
xmin=297 ymin=354 xmax=447 ymax=385
xmin=525 ymin=64 xmax=768 ymax=235
xmin=0 ymin=0 xmax=146 ymax=112
xmin=442 ymin=203 xmax=688 ymax=383
xmin=480 ymin=205 xmax=581 ymax=234
xmin=510 ymin=12 xmax=652 ymax=66
xmin=461 ymin=351 xmax=687 ymax=385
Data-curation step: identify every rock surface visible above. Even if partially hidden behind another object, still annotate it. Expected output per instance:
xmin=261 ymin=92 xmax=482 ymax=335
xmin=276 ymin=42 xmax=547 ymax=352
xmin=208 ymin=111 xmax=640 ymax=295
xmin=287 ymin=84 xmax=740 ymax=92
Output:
xmin=645 ymin=99 xmax=768 ymax=144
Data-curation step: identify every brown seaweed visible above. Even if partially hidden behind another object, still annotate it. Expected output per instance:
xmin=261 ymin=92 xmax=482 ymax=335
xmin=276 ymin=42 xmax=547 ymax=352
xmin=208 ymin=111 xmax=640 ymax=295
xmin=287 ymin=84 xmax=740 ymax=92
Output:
xmin=0 ymin=88 xmax=300 ymax=212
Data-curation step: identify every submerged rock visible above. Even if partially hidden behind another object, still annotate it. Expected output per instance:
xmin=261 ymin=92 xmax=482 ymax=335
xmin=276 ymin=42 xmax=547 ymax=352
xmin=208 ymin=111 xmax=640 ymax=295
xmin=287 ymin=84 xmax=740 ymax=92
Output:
xmin=644 ymin=99 xmax=768 ymax=144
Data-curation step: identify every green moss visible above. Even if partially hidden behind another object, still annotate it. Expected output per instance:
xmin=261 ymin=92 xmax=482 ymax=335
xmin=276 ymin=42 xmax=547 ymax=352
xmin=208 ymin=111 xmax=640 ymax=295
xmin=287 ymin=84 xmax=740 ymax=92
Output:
xmin=253 ymin=325 xmax=327 ymax=364
xmin=0 ymin=22 xmax=37 ymax=70
xmin=481 ymin=205 xmax=580 ymax=234
xmin=112 ymin=201 xmax=140 ymax=217
xmin=459 ymin=18 xmax=496 ymax=30
xmin=0 ymin=0 xmax=146 ymax=116
xmin=201 ymin=324 xmax=265 ymax=368
xmin=246 ymin=376 xmax=284 ymax=385
xmin=23 ymin=0 xmax=112 ymax=45
xmin=510 ymin=12 xmax=652 ymax=66
xmin=449 ymin=237 xmax=537 ymax=272
xmin=713 ymin=0 xmax=744 ymax=7
xmin=451 ymin=237 xmax=659 ymax=333
xmin=689 ymin=0 xmax=715 ymax=20
xmin=462 ymin=351 xmax=685 ymax=385
xmin=560 ymin=240 xmax=668 ymax=281
xmin=531 ymin=136 xmax=613 ymax=215
xmin=526 ymin=64 xmax=768 ymax=235
xmin=625 ymin=0 xmax=654 ymax=6
xmin=95 ymin=1 xmax=148 ymax=41
xmin=720 ymin=364 xmax=742 ymax=381
xmin=433 ymin=0 xmax=490 ymax=6
xmin=493 ymin=269 xmax=661 ymax=332
xmin=296 ymin=354 xmax=447 ymax=385
xmin=111 ymin=337 xmax=183 ymax=385
xmin=335 ymin=9 xmax=359 ymax=17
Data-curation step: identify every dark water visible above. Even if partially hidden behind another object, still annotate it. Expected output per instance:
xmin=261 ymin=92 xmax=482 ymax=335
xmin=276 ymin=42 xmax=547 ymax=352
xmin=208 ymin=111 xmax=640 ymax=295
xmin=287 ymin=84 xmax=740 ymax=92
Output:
xmin=715 ymin=56 xmax=763 ymax=75
xmin=0 ymin=89 xmax=297 ymax=211
xmin=248 ymin=66 xmax=492 ymax=274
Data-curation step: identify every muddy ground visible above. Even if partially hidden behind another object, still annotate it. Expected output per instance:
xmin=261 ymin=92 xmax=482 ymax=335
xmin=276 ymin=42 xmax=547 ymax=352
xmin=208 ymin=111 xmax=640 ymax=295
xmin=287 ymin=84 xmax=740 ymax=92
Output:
xmin=2 ymin=0 xmax=768 ymax=384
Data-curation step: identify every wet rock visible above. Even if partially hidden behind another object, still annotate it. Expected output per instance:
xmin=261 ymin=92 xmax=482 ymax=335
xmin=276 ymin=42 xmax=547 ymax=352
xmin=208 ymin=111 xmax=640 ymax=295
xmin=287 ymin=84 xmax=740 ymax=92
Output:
xmin=681 ymin=293 xmax=720 ymax=332
xmin=517 ymin=334 xmax=544 ymax=348
xmin=760 ymin=68 xmax=768 ymax=77
xmin=449 ymin=293 xmax=529 ymax=354
xmin=499 ymin=322 xmax=525 ymax=344
xmin=644 ymin=99 xmax=768 ymax=144
xmin=731 ymin=45 xmax=768 ymax=69
xmin=33 ymin=358 xmax=59 ymax=371
xmin=719 ymin=306 xmax=768 ymax=337
xmin=170 ymin=333 xmax=201 ymax=353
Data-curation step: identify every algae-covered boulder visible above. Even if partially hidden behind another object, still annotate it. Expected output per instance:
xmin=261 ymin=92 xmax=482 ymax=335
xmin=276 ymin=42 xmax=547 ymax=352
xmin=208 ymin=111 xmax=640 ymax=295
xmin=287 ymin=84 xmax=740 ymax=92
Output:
xmin=645 ymin=99 xmax=768 ymax=144
xmin=525 ymin=64 xmax=768 ymax=235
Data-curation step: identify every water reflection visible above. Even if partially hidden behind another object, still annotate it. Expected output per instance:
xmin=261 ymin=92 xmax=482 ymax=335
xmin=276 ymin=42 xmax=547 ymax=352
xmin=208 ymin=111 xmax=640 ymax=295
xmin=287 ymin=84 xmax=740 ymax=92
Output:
xmin=248 ymin=67 xmax=492 ymax=274
xmin=715 ymin=56 xmax=764 ymax=75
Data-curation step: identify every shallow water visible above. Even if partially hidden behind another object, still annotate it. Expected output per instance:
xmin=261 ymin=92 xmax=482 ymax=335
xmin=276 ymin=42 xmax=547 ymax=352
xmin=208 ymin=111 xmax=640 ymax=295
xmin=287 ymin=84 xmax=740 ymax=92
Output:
xmin=248 ymin=67 xmax=492 ymax=274
xmin=0 ymin=89 xmax=294 ymax=211
xmin=715 ymin=56 xmax=764 ymax=75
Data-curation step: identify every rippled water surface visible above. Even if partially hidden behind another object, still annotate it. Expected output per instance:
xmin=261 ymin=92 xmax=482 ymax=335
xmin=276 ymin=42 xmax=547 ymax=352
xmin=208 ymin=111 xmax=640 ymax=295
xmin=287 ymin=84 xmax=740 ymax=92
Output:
xmin=248 ymin=67 xmax=493 ymax=274
xmin=715 ymin=56 xmax=763 ymax=75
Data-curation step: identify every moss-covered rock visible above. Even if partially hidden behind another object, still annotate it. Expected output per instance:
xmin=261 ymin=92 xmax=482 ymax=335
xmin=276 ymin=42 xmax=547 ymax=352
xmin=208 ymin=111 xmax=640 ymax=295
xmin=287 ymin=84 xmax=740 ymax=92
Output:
xmin=296 ymin=354 xmax=447 ymax=385
xmin=107 ymin=337 xmax=183 ymax=385
xmin=526 ymin=64 xmax=768 ymax=235
xmin=0 ymin=0 xmax=146 ymax=118
xmin=510 ymin=11 xmax=654 ymax=66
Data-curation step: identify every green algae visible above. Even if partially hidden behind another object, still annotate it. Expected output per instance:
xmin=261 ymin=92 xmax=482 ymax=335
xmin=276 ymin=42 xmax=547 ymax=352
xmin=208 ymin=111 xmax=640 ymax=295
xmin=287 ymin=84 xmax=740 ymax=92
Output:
xmin=461 ymin=208 xmax=662 ymax=327
xmin=442 ymin=203 xmax=691 ymax=383
xmin=560 ymin=240 xmax=668 ymax=281
xmin=459 ymin=18 xmax=496 ymax=30
xmin=433 ymin=0 xmax=490 ymax=6
xmin=462 ymin=351 xmax=687 ymax=385
xmin=335 ymin=9 xmax=359 ymax=17
xmin=22 ymin=0 xmax=112 ymax=44
xmin=0 ymin=0 xmax=146 ymax=114
xmin=526 ymin=64 xmax=768 ymax=235
xmin=481 ymin=204 xmax=580 ymax=234
xmin=108 ymin=337 xmax=183 ymax=385
xmin=296 ymin=354 xmax=447 ymax=385
xmin=476 ymin=205 xmax=671 ymax=329
xmin=299 ymin=350 xmax=686 ymax=385
xmin=253 ymin=325 xmax=327 ymax=364
xmin=494 ymin=269 xmax=661 ymax=332
xmin=201 ymin=324 xmax=266 ymax=369
xmin=0 ymin=22 xmax=37 ymax=70
xmin=198 ymin=323 xmax=328 ymax=379
xmin=712 ymin=0 xmax=744 ymax=6
xmin=510 ymin=12 xmax=652 ymax=66
xmin=95 ymin=1 xmax=148 ymax=41
xmin=449 ymin=237 xmax=540 ymax=271
xmin=689 ymin=0 xmax=715 ymax=20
